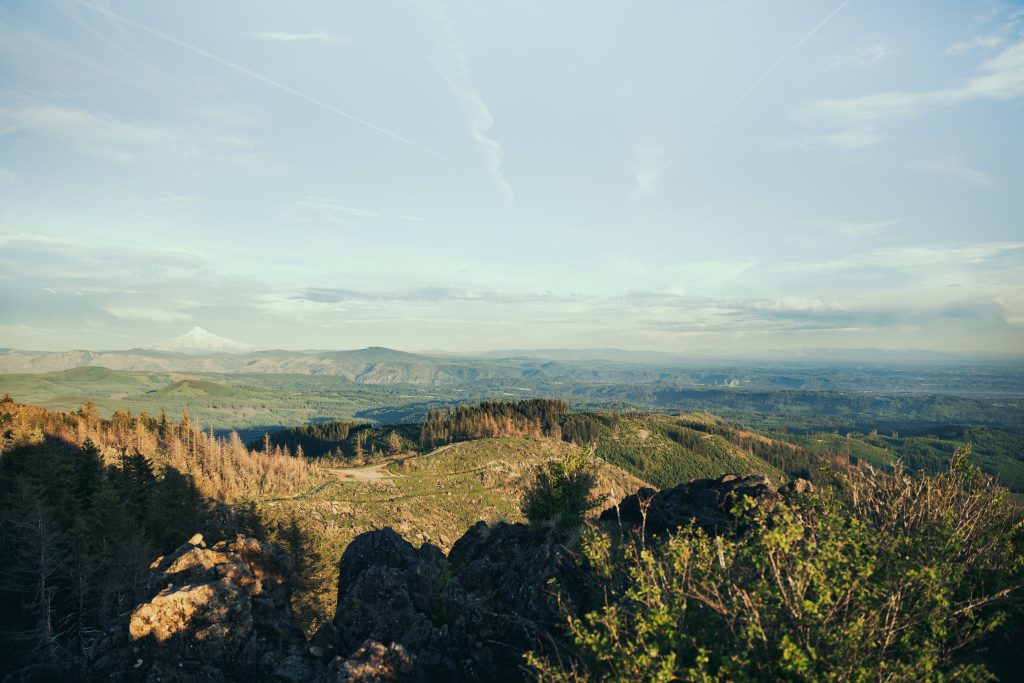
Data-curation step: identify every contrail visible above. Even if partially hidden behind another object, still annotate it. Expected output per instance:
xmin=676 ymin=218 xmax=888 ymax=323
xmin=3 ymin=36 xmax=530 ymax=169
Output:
xmin=75 ymin=0 xmax=482 ymax=174
xmin=649 ymin=0 xmax=853 ymax=184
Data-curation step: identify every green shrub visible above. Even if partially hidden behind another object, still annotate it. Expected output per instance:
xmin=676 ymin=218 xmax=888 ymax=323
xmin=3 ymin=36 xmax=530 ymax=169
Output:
xmin=529 ymin=448 xmax=1023 ymax=681
xmin=522 ymin=448 xmax=598 ymax=532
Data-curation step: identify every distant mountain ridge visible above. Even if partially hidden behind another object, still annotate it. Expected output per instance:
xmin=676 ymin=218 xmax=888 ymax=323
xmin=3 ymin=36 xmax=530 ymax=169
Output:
xmin=1 ymin=338 xmax=1019 ymax=386
xmin=0 ymin=346 xmax=452 ymax=382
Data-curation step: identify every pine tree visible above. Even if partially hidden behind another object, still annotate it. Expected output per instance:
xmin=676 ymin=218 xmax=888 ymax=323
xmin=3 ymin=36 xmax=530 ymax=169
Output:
xmin=387 ymin=431 xmax=402 ymax=455
xmin=70 ymin=439 xmax=104 ymax=510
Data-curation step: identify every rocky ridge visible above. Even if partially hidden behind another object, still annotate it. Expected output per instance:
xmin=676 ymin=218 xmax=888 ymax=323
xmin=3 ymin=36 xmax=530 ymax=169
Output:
xmin=68 ymin=474 xmax=808 ymax=682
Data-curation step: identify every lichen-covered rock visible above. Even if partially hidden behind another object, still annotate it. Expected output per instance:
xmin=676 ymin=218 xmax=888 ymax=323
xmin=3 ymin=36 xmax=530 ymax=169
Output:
xmin=600 ymin=473 xmax=780 ymax=535
xmin=323 ymin=640 xmax=415 ymax=682
xmin=780 ymin=477 xmax=814 ymax=495
xmin=88 ymin=534 xmax=319 ymax=683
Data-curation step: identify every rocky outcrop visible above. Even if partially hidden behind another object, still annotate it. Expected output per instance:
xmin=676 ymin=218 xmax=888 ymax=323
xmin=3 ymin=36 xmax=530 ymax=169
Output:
xmin=80 ymin=524 xmax=582 ymax=682
xmin=88 ymin=534 xmax=318 ymax=683
xmin=322 ymin=521 xmax=585 ymax=682
xmin=447 ymin=521 xmax=586 ymax=634
xmin=329 ymin=528 xmax=468 ymax=679
xmin=75 ymin=474 xmax=814 ymax=682
xmin=599 ymin=473 xmax=783 ymax=535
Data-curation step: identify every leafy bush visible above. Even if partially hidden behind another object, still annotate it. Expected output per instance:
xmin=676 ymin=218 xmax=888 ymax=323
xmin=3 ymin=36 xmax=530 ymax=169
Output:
xmin=529 ymin=448 xmax=1023 ymax=681
xmin=522 ymin=448 xmax=598 ymax=532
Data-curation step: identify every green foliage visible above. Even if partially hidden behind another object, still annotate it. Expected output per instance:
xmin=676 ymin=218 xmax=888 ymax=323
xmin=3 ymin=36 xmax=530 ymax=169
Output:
xmin=522 ymin=448 xmax=598 ymax=532
xmin=529 ymin=452 xmax=1023 ymax=681
xmin=561 ymin=413 xmax=604 ymax=446
xmin=777 ymin=424 xmax=1024 ymax=492
xmin=589 ymin=414 xmax=785 ymax=489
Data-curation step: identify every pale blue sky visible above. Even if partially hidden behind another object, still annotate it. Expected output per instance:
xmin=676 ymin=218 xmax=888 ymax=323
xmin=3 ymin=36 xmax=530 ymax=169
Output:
xmin=1 ymin=0 xmax=1022 ymax=353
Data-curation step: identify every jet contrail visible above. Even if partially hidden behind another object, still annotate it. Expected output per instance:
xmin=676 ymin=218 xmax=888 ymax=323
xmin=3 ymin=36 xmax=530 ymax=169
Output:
xmin=75 ymin=1 xmax=483 ymax=175
xmin=649 ymin=0 xmax=853 ymax=185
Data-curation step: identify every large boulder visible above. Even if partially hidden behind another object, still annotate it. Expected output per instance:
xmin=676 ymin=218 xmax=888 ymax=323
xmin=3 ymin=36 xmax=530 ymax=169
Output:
xmin=88 ymin=534 xmax=318 ymax=683
xmin=331 ymin=528 xmax=473 ymax=680
xmin=448 ymin=521 xmax=586 ymax=633
xmin=329 ymin=523 xmax=587 ymax=682
xmin=599 ymin=474 xmax=780 ymax=535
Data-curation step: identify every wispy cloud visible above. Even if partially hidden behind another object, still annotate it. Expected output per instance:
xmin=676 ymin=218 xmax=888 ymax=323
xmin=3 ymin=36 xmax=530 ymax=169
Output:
xmin=945 ymin=7 xmax=1024 ymax=55
xmin=810 ymin=219 xmax=900 ymax=237
xmin=946 ymin=35 xmax=1006 ymax=55
xmin=248 ymin=31 xmax=342 ymax=44
xmin=795 ymin=240 xmax=1024 ymax=272
xmin=288 ymin=198 xmax=379 ymax=222
xmin=0 ymin=167 xmax=15 ymax=183
xmin=279 ymin=198 xmax=436 ymax=226
xmin=831 ymin=42 xmax=894 ymax=68
xmin=791 ymin=129 xmax=886 ymax=150
xmin=0 ymin=232 xmax=272 ymax=335
xmin=416 ymin=0 xmax=514 ymax=209
xmin=0 ymin=99 xmax=257 ymax=164
xmin=640 ymin=0 xmax=853 ymax=192
xmin=292 ymin=286 xmax=542 ymax=306
xmin=76 ymin=1 xmax=480 ymax=174
xmin=799 ymin=41 xmax=1024 ymax=147
xmin=113 ymin=195 xmax=201 ymax=209
xmin=0 ymin=232 xmax=205 ymax=282
xmin=908 ymin=157 xmax=994 ymax=185
xmin=628 ymin=144 xmax=670 ymax=199
xmin=103 ymin=305 xmax=191 ymax=322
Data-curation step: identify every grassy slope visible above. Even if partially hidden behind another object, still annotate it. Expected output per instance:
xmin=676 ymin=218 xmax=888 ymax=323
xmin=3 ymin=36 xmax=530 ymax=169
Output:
xmin=0 ymin=369 xmax=407 ymax=438
xmin=593 ymin=413 xmax=785 ymax=488
xmin=774 ymin=427 xmax=1024 ymax=492
xmin=247 ymin=436 xmax=649 ymax=633
xmin=0 ymin=367 xmax=172 ymax=407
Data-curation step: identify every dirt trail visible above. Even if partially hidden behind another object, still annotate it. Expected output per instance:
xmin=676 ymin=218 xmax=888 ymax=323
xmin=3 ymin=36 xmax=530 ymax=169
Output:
xmin=328 ymin=461 xmax=394 ymax=481
xmin=215 ymin=443 xmax=462 ymax=509
xmin=326 ymin=442 xmax=457 ymax=482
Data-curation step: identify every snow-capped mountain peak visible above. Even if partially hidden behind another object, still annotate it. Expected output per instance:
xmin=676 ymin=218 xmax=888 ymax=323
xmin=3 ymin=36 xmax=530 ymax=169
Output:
xmin=148 ymin=327 xmax=252 ymax=354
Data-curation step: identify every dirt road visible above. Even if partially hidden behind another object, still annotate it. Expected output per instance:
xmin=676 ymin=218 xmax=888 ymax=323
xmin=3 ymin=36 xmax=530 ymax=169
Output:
xmin=326 ymin=442 xmax=456 ymax=481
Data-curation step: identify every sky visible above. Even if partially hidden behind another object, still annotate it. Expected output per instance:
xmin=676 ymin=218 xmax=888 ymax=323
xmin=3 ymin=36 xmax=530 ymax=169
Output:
xmin=0 ymin=0 xmax=1022 ymax=354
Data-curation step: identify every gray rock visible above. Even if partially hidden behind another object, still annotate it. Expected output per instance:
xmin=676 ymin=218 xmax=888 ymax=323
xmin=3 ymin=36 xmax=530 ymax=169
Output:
xmin=88 ymin=535 xmax=319 ymax=683
xmin=599 ymin=473 xmax=780 ymax=535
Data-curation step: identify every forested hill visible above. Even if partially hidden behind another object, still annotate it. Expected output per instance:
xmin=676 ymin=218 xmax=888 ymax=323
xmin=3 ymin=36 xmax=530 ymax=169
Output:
xmin=2 ymin=395 xmax=1021 ymax=681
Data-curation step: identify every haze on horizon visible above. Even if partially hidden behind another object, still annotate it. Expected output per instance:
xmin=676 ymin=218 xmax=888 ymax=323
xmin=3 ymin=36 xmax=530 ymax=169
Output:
xmin=1 ymin=1 xmax=1022 ymax=355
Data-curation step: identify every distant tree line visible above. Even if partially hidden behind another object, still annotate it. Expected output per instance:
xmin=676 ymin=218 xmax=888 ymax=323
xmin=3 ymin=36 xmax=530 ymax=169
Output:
xmin=419 ymin=399 xmax=569 ymax=449
xmin=256 ymin=420 xmax=419 ymax=463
